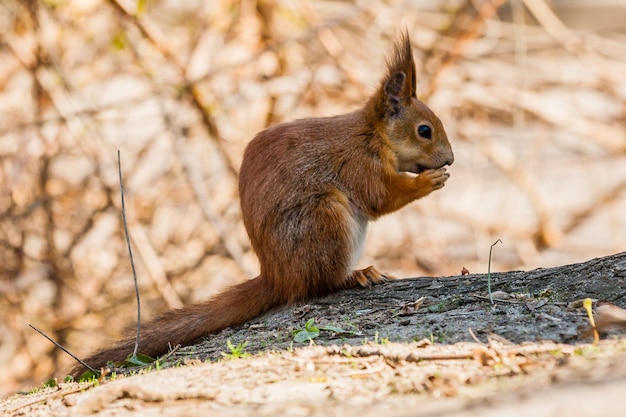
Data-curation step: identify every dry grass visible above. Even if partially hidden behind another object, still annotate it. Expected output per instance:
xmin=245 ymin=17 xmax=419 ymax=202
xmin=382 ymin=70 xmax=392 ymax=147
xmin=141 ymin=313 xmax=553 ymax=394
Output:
xmin=0 ymin=0 xmax=625 ymax=396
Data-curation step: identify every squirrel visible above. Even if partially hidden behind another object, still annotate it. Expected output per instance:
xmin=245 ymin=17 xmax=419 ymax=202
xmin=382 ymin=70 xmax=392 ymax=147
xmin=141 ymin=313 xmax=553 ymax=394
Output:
xmin=72 ymin=32 xmax=453 ymax=377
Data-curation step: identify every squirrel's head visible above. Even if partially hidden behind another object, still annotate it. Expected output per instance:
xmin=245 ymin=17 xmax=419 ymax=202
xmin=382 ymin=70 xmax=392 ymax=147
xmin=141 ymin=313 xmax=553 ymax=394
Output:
xmin=373 ymin=32 xmax=454 ymax=174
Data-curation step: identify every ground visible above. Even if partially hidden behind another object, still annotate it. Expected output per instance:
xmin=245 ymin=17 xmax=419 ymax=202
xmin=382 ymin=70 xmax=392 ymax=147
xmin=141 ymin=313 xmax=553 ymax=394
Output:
xmin=2 ymin=252 xmax=626 ymax=416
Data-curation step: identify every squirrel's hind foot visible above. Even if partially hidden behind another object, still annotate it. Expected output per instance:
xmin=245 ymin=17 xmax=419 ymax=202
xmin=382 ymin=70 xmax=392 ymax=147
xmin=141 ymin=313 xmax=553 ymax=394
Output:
xmin=350 ymin=266 xmax=396 ymax=288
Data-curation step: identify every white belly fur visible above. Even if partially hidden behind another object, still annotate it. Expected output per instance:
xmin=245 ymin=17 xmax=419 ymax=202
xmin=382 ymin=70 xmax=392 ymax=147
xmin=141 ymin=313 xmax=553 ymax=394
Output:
xmin=349 ymin=210 xmax=368 ymax=270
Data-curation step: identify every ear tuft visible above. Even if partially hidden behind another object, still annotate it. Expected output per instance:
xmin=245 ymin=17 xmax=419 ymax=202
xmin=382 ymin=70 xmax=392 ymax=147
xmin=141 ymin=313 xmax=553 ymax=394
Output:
xmin=372 ymin=30 xmax=417 ymax=119
xmin=385 ymin=31 xmax=416 ymax=99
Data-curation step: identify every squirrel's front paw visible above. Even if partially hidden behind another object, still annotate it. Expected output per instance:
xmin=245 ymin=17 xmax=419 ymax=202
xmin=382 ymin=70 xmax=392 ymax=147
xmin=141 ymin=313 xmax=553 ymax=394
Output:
xmin=416 ymin=168 xmax=449 ymax=192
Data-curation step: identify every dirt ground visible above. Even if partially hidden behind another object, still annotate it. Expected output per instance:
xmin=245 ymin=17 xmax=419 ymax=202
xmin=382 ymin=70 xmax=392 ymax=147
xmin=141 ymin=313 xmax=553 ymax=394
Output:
xmin=2 ymin=252 xmax=626 ymax=416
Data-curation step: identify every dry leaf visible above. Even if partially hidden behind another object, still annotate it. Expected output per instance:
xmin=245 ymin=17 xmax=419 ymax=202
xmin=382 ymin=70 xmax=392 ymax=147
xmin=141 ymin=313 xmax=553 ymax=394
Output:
xmin=594 ymin=302 xmax=626 ymax=333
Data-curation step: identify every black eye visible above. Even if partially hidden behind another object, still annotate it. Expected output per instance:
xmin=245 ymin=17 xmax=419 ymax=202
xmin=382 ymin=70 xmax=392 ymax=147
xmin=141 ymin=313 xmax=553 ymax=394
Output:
xmin=417 ymin=125 xmax=432 ymax=139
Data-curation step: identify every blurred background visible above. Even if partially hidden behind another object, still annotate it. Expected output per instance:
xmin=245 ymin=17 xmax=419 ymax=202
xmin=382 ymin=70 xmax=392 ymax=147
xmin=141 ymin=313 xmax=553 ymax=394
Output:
xmin=1 ymin=0 xmax=625 ymax=396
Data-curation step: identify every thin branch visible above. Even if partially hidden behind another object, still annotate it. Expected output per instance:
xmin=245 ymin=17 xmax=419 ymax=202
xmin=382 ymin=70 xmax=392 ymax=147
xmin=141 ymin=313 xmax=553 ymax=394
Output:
xmin=29 ymin=324 xmax=99 ymax=375
xmin=117 ymin=150 xmax=141 ymax=358
xmin=487 ymin=239 xmax=502 ymax=305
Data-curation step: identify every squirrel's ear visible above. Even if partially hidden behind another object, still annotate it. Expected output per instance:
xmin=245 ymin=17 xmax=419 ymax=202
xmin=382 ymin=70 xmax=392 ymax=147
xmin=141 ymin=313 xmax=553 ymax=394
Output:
xmin=374 ymin=32 xmax=416 ymax=118
xmin=384 ymin=71 xmax=407 ymax=116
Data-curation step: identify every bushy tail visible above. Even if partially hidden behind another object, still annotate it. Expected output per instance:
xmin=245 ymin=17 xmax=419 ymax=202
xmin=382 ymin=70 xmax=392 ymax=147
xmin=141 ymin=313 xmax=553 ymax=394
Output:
xmin=72 ymin=275 xmax=277 ymax=377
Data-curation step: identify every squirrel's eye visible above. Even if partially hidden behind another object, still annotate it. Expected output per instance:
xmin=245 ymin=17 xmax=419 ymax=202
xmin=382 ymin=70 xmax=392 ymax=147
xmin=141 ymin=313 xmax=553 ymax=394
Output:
xmin=417 ymin=125 xmax=432 ymax=139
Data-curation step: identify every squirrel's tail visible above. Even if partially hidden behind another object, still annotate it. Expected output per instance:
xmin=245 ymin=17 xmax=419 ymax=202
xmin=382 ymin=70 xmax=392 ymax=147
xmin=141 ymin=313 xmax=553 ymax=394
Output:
xmin=71 ymin=275 xmax=278 ymax=377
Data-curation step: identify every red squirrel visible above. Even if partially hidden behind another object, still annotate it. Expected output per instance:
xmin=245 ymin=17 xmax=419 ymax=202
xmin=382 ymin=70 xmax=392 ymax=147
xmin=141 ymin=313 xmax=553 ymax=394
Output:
xmin=73 ymin=33 xmax=453 ymax=376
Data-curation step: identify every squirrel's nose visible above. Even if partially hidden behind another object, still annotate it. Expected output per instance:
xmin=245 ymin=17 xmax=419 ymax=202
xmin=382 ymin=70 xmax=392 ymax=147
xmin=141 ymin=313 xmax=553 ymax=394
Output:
xmin=445 ymin=152 xmax=454 ymax=166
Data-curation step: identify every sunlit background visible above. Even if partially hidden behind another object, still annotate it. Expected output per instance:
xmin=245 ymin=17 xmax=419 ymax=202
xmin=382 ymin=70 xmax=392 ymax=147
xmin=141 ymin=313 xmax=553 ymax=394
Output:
xmin=1 ymin=0 xmax=625 ymax=396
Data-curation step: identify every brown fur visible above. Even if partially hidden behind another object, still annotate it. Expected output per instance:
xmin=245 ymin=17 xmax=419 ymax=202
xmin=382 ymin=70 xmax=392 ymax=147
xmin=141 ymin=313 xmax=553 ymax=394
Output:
xmin=73 ymin=32 xmax=453 ymax=377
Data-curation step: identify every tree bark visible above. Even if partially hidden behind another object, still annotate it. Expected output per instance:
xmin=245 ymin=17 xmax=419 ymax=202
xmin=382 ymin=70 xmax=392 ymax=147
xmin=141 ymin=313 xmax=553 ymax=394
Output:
xmin=169 ymin=251 xmax=626 ymax=362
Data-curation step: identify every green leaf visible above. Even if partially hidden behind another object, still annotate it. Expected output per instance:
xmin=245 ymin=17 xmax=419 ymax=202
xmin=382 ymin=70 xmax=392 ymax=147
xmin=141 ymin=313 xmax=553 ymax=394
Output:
xmin=293 ymin=327 xmax=320 ymax=343
xmin=293 ymin=319 xmax=320 ymax=342
xmin=122 ymin=353 xmax=156 ymax=367
xmin=136 ymin=0 xmax=148 ymax=14
xmin=77 ymin=352 xmax=156 ymax=381
xmin=304 ymin=318 xmax=318 ymax=332
xmin=319 ymin=325 xmax=346 ymax=333
xmin=42 ymin=378 xmax=57 ymax=388
xmin=111 ymin=32 xmax=126 ymax=50
xmin=77 ymin=370 xmax=99 ymax=382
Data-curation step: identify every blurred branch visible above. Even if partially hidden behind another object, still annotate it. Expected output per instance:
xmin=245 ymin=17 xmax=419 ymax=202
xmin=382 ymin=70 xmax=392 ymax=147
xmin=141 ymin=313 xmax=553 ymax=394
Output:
xmin=130 ymin=223 xmax=183 ymax=309
xmin=107 ymin=0 xmax=238 ymax=175
xmin=107 ymin=0 xmax=185 ymax=72
xmin=563 ymin=176 xmax=626 ymax=236
xmin=0 ymin=94 xmax=153 ymax=137
xmin=424 ymin=0 xmax=506 ymax=98
xmin=522 ymin=0 xmax=577 ymax=48
xmin=171 ymin=130 xmax=255 ymax=276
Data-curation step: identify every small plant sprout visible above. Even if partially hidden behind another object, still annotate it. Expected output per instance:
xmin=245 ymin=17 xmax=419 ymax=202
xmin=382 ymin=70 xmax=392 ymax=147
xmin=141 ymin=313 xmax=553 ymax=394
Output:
xmin=583 ymin=298 xmax=599 ymax=345
xmin=43 ymin=379 xmax=57 ymax=389
xmin=373 ymin=330 xmax=390 ymax=344
xmin=221 ymin=339 xmax=250 ymax=360
xmin=487 ymin=239 xmax=502 ymax=305
xmin=293 ymin=318 xmax=320 ymax=343
xmin=293 ymin=318 xmax=350 ymax=343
